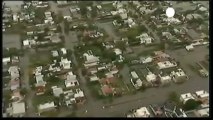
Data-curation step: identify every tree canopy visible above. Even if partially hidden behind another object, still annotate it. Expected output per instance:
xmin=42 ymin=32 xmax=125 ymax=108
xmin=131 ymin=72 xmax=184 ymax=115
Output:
xmin=183 ymin=99 xmax=201 ymax=111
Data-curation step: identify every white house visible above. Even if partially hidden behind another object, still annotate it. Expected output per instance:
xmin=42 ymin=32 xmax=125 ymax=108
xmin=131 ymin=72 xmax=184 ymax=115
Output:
xmin=194 ymin=90 xmax=209 ymax=99
xmin=171 ymin=69 xmax=188 ymax=83
xmin=10 ymin=102 xmax=26 ymax=117
xmin=131 ymin=107 xmax=151 ymax=117
xmin=35 ymin=74 xmax=46 ymax=87
xmin=52 ymin=50 xmax=59 ymax=57
xmin=60 ymin=57 xmax=71 ymax=69
xmin=195 ymin=108 xmax=209 ymax=117
xmin=89 ymin=75 xmax=99 ymax=82
xmin=38 ymin=102 xmax=56 ymax=113
xmin=130 ymin=71 xmax=139 ymax=79
xmin=157 ymin=61 xmax=177 ymax=70
xmin=114 ymin=48 xmax=122 ymax=55
xmin=83 ymin=51 xmax=100 ymax=68
xmin=3 ymin=57 xmax=10 ymax=65
xmin=61 ymin=48 xmax=67 ymax=55
xmin=65 ymin=72 xmax=79 ymax=87
xmin=140 ymin=56 xmax=152 ymax=64
xmin=146 ymin=72 xmax=157 ymax=83
xmin=159 ymin=75 xmax=172 ymax=84
xmin=180 ymin=93 xmax=195 ymax=104
xmin=8 ymin=66 xmax=20 ymax=80
xmin=52 ymin=86 xmax=63 ymax=97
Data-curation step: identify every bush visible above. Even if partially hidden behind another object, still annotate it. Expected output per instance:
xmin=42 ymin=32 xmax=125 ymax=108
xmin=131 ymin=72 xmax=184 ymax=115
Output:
xmin=183 ymin=99 xmax=201 ymax=111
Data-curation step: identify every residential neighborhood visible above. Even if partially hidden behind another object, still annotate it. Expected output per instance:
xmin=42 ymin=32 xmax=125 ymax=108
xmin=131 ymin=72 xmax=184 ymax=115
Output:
xmin=2 ymin=1 xmax=209 ymax=117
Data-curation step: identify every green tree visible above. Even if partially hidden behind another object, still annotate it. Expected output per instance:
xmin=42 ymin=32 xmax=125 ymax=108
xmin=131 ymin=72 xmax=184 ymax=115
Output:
xmin=20 ymin=88 xmax=28 ymax=96
xmin=115 ymin=41 xmax=126 ymax=51
xmin=91 ymin=6 xmax=98 ymax=18
xmin=183 ymin=99 xmax=201 ymax=111
xmin=168 ymin=91 xmax=180 ymax=103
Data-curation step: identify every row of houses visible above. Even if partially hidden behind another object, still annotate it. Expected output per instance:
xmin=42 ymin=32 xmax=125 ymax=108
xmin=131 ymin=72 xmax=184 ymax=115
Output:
xmin=129 ymin=51 xmax=189 ymax=89
xmin=3 ymin=56 xmax=26 ymax=117
xmin=127 ymin=90 xmax=209 ymax=117
xmin=31 ymin=48 xmax=86 ymax=114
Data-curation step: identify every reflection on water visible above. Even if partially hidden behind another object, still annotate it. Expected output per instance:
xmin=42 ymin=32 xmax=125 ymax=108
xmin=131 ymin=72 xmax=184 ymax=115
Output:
xmin=3 ymin=1 xmax=24 ymax=12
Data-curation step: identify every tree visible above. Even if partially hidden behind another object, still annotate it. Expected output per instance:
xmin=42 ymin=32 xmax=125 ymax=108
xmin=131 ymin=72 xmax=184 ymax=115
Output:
xmin=20 ymin=88 xmax=28 ymax=96
xmin=168 ymin=91 xmax=180 ymax=103
xmin=115 ymin=41 xmax=126 ymax=51
xmin=78 ymin=2 xmax=88 ymax=16
xmin=64 ymin=20 xmax=70 ymax=34
xmin=91 ymin=6 xmax=98 ymax=18
xmin=183 ymin=99 xmax=201 ymax=111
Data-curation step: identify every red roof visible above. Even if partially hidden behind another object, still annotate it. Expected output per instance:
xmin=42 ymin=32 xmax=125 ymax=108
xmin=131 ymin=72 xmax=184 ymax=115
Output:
xmin=36 ymin=86 xmax=45 ymax=93
xmin=101 ymin=85 xmax=113 ymax=95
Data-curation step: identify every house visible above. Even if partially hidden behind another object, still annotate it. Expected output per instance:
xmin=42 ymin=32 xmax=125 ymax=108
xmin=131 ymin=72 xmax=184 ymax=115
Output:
xmin=57 ymin=1 xmax=67 ymax=5
xmin=9 ymin=102 xmax=26 ymax=117
xmin=159 ymin=75 xmax=172 ymax=84
xmin=89 ymin=75 xmax=99 ymax=82
xmin=3 ymin=57 xmax=10 ymax=65
xmin=114 ymin=48 xmax=122 ymax=55
xmin=52 ymin=86 xmax=63 ymax=97
xmin=163 ymin=101 xmax=186 ymax=117
xmin=195 ymin=108 xmax=209 ymax=117
xmin=60 ymin=57 xmax=71 ymax=69
xmin=157 ymin=61 xmax=177 ymax=70
xmin=34 ymin=66 xmax=43 ymax=75
xmin=130 ymin=71 xmax=139 ymax=79
xmin=10 ymin=79 xmax=20 ymax=91
xmin=65 ymin=72 xmax=79 ymax=87
xmin=74 ymin=89 xmax=85 ymax=104
xmin=36 ymin=86 xmax=45 ymax=95
xmin=52 ymin=50 xmax=59 ymax=57
xmin=61 ymin=48 xmax=67 ymax=55
xmin=101 ymin=85 xmax=113 ymax=96
xmin=130 ymin=107 xmax=151 ymax=117
xmin=120 ymin=13 xmax=128 ymax=19
xmin=38 ymin=102 xmax=56 ymax=113
xmin=8 ymin=66 xmax=20 ymax=80
xmin=35 ymin=74 xmax=46 ymax=87
xmin=149 ymin=104 xmax=166 ymax=117
xmin=130 ymin=71 xmax=142 ymax=89
xmin=50 ymin=34 xmax=61 ymax=43
xmin=140 ymin=56 xmax=152 ymax=64
xmin=194 ymin=90 xmax=209 ymax=107
xmin=171 ymin=69 xmax=188 ymax=83
xmin=83 ymin=52 xmax=100 ymax=68
xmin=64 ymin=90 xmax=76 ymax=106
xmin=146 ymin=72 xmax=157 ymax=83
xmin=87 ymin=67 xmax=98 ymax=75
xmin=180 ymin=93 xmax=195 ymax=104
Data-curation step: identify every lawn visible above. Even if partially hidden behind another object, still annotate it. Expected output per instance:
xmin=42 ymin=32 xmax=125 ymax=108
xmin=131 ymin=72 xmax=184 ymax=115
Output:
xmin=29 ymin=51 xmax=52 ymax=67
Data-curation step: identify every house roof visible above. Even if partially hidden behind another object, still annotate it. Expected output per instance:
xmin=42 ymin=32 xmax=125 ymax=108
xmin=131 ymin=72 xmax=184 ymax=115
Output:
xmin=90 ymin=75 xmax=99 ymax=82
xmin=12 ymin=102 xmax=25 ymax=114
xmin=3 ymin=57 xmax=10 ymax=63
xmin=114 ymin=48 xmax=122 ymax=55
xmin=74 ymin=89 xmax=84 ymax=98
xmin=101 ymin=85 xmax=113 ymax=95
xmin=52 ymin=50 xmax=59 ymax=57
xmin=195 ymin=90 xmax=209 ymax=98
xmin=52 ymin=87 xmax=63 ymax=97
xmin=36 ymin=86 xmax=45 ymax=93
xmin=61 ymin=48 xmax=67 ymax=55
xmin=38 ymin=102 xmax=55 ymax=111
xmin=134 ymin=107 xmax=151 ymax=117
xmin=146 ymin=73 xmax=157 ymax=82
xmin=180 ymin=93 xmax=195 ymax=104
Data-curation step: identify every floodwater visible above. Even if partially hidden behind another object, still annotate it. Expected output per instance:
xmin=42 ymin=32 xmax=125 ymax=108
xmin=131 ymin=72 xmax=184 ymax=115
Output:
xmin=3 ymin=1 xmax=23 ymax=12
